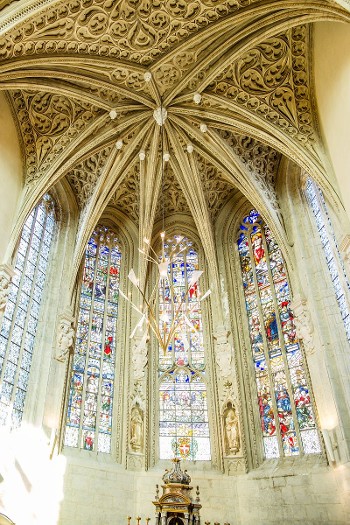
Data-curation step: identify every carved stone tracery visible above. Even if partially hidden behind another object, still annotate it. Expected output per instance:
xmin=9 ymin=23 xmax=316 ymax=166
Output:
xmin=67 ymin=145 xmax=113 ymax=208
xmin=195 ymin=153 xmax=237 ymax=222
xmin=154 ymin=163 xmax=191 ymax=221
xmin=207 ymin=26 xmax=315 ymax=146
xmin=110 ymin=161 xmax=140 ymax=223
xmin=10 ymin=90 xmax=101 ymax=182
xmin=215 ymin=128 xmax=281 ymax=210
xmin=0 ymin=0 xmax=257 ymax=64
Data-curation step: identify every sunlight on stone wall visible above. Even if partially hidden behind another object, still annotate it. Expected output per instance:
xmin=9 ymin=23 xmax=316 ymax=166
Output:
xmin=0 ymin=425 xmax=66 ymax=525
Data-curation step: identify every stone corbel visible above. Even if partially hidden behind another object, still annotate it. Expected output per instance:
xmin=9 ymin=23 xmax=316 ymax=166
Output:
xmin=131 ymin=331 xmax=148 ymax=380
xmin=290 ymin=295 xmax=316 ymax=356
xmin=213 ymin=327 xmax=233 ymax=378
xmin=0 ymin=263 xmax=15 ymax=311
xmin=55 ymin=310 xmax=75 ymax=362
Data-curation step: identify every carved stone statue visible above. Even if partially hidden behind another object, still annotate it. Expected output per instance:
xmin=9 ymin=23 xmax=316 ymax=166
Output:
xmin=56 ymin=313 xmax=75 ymax=362
xmin=214 ymin=328 xmax=233 ymax=378
xmin=291 ymin=296 xmax=316 ymax=356
xmin=132 ymin=332 xmax=148 ymax=380
xmin=130 ymin=404 xmax=143 ymax=452
xmin=224 ymin=402 xmax=240 ymax=455
xmin=0 ymin=264 xmax=15 ymax=312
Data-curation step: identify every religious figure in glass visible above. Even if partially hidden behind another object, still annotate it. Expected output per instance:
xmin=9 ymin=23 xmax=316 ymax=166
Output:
xmin=158 ymin=235 xmax=211 ymax=461
xmin=64 ymin=226 xmax=122 ymax=453
xmin=237 ymin=210 xmax=321 ymax=458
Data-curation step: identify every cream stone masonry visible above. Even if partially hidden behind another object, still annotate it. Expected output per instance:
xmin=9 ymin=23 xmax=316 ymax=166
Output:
xmin=0 ymin=1 xmax=350 ymax=525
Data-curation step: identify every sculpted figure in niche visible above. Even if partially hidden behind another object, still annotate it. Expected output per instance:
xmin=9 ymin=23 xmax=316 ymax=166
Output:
xmin=224 ymin=402 xmax=240 ymax=455
xmin=130 ymin=404 xmax=143 ymax=452
xmin=56 ymin=317 xmax=74 ymax=362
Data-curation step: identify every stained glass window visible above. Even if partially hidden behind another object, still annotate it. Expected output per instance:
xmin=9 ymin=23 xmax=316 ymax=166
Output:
xmin=64 ymin=226 xmax=121 ymax=453
xmin=0 ymin=194 xmax=56 ymax=429
xmin=159 ymin=235 xmax=211 ymax=461
xmin=238 ymin=210 xmax=321 ymax=459
xmin=305 ymin=178 xmax=350 ymax=342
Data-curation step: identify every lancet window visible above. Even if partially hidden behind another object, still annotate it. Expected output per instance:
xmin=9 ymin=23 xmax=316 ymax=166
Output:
xmin=158 ymin=236 xmax=211 ymax=461
xmin=64 ymin=226 xmax=122 ymax=453
xmin=305 ymin=178 xmax=350 ymax=342
xmin=0 ymin=194 xmax=56 ymax=429
xmin=237 ymin=210 xmax=321 ymax=459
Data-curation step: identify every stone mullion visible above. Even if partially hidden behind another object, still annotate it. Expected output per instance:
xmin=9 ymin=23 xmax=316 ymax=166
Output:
xmin=260 ymin=227 xmax=304 ymax=457
xmin=0 ymin=212 xmax=36 ymax=387
xmin=246 ymin=224 xmax=283 ymax=458
xmin=307 ymin=182 xmax=350 ymax=332
xmin=78 ymin=241 xmax=98 ymax=450
xmin=318 ymin=189 xmax=350 ymax=315
xmin=96 ymin=244 xmax=112 ymax=452
xmin=12 ymin=206 xmax=49 ymax=424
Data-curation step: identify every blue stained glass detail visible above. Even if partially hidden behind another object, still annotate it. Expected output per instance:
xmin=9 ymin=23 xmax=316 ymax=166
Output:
xmin=65 ymin=226 xmax=122 ymax=453
xmin=0 ymin=194 xmax=55 ymax=429
xmin=305 ymin=178 xmax=350 ymax=342
xmin=159 ymin=235 xmax=211 ymax=461
xmin=238 ymin=210 xmax=321 ymax=459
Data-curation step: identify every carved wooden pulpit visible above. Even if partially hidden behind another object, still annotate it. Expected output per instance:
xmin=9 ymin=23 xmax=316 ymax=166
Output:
xmin=153 ymin=458 xmax=201 ymax=525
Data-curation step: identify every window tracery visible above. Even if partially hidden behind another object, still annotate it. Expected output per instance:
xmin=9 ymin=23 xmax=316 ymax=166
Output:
xmin=305 ymin=178 xmax=350 ymax=343
xmin=64 ymin=226 xmax=122 ymax=453
xmin=0 ymin=194 xmax=56 ymax=429
xmin=237 ymin=210 xmax=321 ymax=459
xmin=158 ymin=235 xmax=211 ymax=461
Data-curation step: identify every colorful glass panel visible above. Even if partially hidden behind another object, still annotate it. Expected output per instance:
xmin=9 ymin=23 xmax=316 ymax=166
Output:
xmin=0 ymin=194 xmax=56 ymax=428
xmin=64 ymin=226 xmax=121 ymax=453
xmin=159 ymin=236 xmax=210 ymax=461
xmin=238 ymin=210 xmax=321 ymax=458
xmin=305 ymin=178 xmax=350 ymax=342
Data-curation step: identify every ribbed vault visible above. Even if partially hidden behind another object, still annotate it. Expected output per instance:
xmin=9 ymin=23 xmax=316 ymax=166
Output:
xmin=1 ymin=0 xmax=349 ymax=281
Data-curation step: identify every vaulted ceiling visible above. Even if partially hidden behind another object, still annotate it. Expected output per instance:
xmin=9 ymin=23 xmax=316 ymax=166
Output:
xmin=0 ymin=0 xmax=349 ymax=271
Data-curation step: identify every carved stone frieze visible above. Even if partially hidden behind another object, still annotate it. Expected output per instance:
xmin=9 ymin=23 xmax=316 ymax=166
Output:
xmin=207 ymin=26 xmax=315 ymax=146
xmin=0 ymin=0 xmax=256 ymax=65
xmin=67 ymin=145 xmax=113 ymax=208
xmin=10 ymin=90 xmax=101 ymax=182
xmin=215 ymin=128 xmax=281 ymax=210
xmin=195 ymin=152 xmax=236 ymax=222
